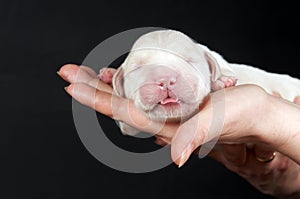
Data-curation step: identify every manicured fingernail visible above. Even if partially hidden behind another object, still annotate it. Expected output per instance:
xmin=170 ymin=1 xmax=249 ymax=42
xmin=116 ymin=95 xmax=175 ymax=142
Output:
xmin=178 ymin=143 xmax=193 ymax=168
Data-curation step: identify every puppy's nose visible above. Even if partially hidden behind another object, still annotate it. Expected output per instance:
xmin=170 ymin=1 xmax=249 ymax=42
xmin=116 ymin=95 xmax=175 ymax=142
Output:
xmin=157 ymin=77 xmax=177 ymax=90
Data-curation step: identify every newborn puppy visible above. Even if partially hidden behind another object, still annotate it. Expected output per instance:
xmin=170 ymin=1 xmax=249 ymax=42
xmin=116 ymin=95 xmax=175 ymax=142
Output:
xmin=98 ymin=30 xmax=300 ymax=135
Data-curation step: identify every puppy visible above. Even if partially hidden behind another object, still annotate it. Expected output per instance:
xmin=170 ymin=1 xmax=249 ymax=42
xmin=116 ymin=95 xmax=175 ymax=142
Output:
xmin=98 ymin=30 xmax=300 ymax=135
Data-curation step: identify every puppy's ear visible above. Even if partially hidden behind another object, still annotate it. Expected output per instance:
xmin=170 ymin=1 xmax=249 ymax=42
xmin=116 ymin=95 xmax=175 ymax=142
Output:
xmin=204 ymin=51 xmax=237 ymax=91
xmin=205 ymin=52 xmax=221 ymax=82
xmin=112 ymin=67 xmax=125 ymax=97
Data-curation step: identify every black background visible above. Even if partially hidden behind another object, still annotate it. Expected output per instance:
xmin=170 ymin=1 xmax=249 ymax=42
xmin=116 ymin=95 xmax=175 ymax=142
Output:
xmin=1 ymin=0 xmax=299 ymax=198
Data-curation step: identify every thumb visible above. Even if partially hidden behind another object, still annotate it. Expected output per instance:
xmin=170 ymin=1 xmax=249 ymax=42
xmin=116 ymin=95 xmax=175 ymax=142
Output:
xmin=171 ymin=90 xmax=226 ymax=167
xmin=171 ymin=111 xmax=211 ymax=167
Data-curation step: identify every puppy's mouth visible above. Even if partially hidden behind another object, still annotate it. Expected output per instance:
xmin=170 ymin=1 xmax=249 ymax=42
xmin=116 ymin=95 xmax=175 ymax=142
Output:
xmin=159 ymin=97 xmax=180 ymax=105
xmin=151 ymin=97 xmax=187 ymax=122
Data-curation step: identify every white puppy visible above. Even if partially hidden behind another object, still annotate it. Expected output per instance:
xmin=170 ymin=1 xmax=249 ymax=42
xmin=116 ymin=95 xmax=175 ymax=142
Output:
xmin=99 ymin=30 xmax=300 ymax=135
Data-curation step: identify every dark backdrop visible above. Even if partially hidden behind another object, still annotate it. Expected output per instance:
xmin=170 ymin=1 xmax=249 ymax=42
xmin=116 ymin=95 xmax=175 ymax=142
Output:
xmin=1 ymin=0 xmax=298 ymax=199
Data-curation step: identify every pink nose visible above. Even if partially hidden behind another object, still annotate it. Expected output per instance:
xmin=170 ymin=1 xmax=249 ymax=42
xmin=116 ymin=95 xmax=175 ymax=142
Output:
xmin=157 ymin=77 xmax=177 ymax=90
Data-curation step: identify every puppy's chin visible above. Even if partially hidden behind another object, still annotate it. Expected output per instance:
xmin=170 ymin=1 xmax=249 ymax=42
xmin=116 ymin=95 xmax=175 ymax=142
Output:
xmin=137 ymin=101 xmax=200 ymax=123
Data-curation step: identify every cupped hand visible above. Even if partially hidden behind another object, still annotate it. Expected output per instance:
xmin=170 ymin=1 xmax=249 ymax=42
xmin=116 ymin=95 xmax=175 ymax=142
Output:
xmin=58 ymin=64 xmax=300 ymax=162
xmin=58 ymin=64 xmax=300 ymax=198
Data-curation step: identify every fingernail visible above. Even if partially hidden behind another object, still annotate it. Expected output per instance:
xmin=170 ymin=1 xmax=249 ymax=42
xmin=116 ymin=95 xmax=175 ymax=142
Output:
xmin=57 ymin=71 xmax=61 ymax=76
xmin=178 ymin=143 xmax=193 ymax=168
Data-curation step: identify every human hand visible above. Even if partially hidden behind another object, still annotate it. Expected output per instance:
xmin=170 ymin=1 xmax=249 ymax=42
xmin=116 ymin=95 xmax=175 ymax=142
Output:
xmin=202 ymin=95 xmax=300 ymax=198
xmin=58 ymin=64 xmax=300 ymax=163
xmin=58 ymin=64 xmax=300 ymax=198
xmin=207 ymin=99 xmax=300 ymax=198
xmin=168 ymin=79 xmax=300 ymax=198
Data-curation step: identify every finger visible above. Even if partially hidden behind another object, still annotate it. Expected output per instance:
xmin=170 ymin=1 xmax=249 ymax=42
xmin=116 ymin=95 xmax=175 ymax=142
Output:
xmin=155 ymin=137 xmax=169 ymax=146
xmin=155 ymin=134 xmax=172 ymax=145
xmin=171 ymin=101 xmax=213 ymax=167
xmin=58 ymin=64 xmax=96 ymax=82
xmin=221 ymin=144 xmax=247 ymax=166
xmin=207 ymin=145 xmax=233 ymax=166
xmin=294 ymin=96 xmax=300 ymax=105
xmin=65 ymin=83 xmax=175 ymax=135
xmin=59 ymin=64 xmax=113 ymax=93
xmin=66 ymin=83 xmax=114 ymax=116
xmin=171 ymin=90 xmax=228 ymax=167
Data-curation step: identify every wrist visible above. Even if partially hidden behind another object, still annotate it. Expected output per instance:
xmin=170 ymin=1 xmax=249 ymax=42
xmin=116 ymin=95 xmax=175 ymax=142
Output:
xmin=261 ymin=94 xmax=300 ymax=164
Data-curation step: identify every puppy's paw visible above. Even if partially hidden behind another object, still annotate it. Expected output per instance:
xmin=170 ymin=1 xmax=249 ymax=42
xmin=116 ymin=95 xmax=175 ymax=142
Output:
xmin=211 ymin=76 xmax=237 ymax=91
xmin=97 ymin=68 xmax=117 ymax=84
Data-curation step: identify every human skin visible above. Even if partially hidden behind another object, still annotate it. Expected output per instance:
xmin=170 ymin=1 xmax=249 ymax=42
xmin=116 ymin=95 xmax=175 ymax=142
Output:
xmin=58 ymin=64 xmax=300 ymax=198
